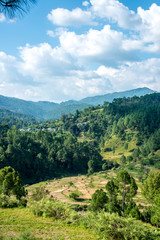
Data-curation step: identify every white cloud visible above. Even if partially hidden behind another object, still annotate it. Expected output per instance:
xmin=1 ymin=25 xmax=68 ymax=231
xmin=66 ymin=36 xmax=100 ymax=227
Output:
xmin=47 ymin=27 xmax=67 ymax=38
xmin=59 ymin=25 xmax=138 ymax=66
xmin=83 ymin=1 xmax=90 ymax=7
xmin=0 ymin=52 xmax=20 ymax=82
xmin=136 ymin=4 xmax=160 ymax=53
xmin=47 ymin=30 xmax=55 ymax=38
xmin=0 ymin=13 xmax=6 ymax=22
xmin=89 ymin=1 xmax=160 ymax=53
xmin=18 ymin=43 xmax=77 ymax=79
xmin=47 ymin=8 xmax=95 ymax=26
xmin=47 ymin=1 xmax=160 ymax=54
xmin=1 ymin=44 xmax=160 ymax=102
xmin=1 ymin=0 xmax=160 ymax=102
xmin=90 ymin=0 xmax=141 ymax=29
xmin=96 ymin=59 xmax=160 ymax=92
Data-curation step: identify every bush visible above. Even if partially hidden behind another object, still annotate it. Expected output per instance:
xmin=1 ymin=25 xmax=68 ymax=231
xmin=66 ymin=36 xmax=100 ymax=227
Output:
xmin=30 ymin=198 xmax=71 ymax=219
xmin=71 ymin=204 xmax=88 ymax=212
xmin=0 ymin=194 xmax=27 ymax=208
xmin=79 ymin=212 xmax=160 ymax=240
xmin=30 ymin=185 xmax=48 ymax=201
xmin=69 ymin=190 xmax=82 ymax=200
xmin=89 ymin=189 xmax=108 ymax=211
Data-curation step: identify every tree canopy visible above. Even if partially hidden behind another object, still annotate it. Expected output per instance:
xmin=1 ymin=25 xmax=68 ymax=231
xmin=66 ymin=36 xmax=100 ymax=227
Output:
xmin=142 ymin=170 xmax=160 ymax=204
xmin=115 ymin=170 xmax=138 ymax=212
xmin=0 ymin=166 xmax=26 ymax=199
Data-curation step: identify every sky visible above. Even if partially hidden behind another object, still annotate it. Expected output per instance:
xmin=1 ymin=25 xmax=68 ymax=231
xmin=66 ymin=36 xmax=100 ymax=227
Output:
xmin=0 ymin=0 xmax=160 ymax=102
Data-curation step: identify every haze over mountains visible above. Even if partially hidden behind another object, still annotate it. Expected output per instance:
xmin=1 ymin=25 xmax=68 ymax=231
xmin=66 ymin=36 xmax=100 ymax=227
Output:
xmin=0 ymin=87 xmax=156 ymax=120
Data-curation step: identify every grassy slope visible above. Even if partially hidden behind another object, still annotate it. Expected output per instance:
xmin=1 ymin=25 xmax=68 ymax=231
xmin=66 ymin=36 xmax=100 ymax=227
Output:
xmin=0 ymin=208 xmax=99 ymax=240
xmin=101 ymin=130 xmax=138 ymax=162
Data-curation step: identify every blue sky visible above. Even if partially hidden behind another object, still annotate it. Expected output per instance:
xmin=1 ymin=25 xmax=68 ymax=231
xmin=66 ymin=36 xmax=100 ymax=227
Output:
xmin=0 ymin=0 xmax=160 ymax=102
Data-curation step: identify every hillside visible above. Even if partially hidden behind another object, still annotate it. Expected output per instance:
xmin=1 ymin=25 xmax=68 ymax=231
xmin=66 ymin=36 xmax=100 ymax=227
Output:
xmin=1 ymin=93 xmax=160 ymax=240
xmin=0 ymin=87 xmax=156 ymax=121
xmin=0 ymin=93 xmax=160 ymax=184
xmin=0 ymin=108 xmax=39 ymax=128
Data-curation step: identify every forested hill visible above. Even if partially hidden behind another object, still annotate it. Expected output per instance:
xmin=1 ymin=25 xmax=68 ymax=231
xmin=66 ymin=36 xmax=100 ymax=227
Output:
xmin=0 ymin=93 xmax=160 ymax=184
xmin=0 ymin=108 xmax=39 ymax=128
xmin=0 ymin=87 xmax=156 ymax=120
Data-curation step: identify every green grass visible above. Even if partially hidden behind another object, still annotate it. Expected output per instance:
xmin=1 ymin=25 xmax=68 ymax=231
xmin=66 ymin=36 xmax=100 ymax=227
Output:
xmin=101 ymin=130 xmax=138 ymax=162
xmin=0 ymin=208 xmax=99 ymax=240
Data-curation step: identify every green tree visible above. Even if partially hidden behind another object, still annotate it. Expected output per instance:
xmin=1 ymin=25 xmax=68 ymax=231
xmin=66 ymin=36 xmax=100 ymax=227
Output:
xmin=116 ymin=170 xmax=138 ymax=212
xmin=88 ymin=160 xmax=94 ymax=175
xmin=0 ymin=166 xmax=27 ymax=199
xmin=142 ymin=170 xmax=160 ymax=204
xmin=105 ymin=179 xmax=118 ymax=201
xmin=90 ymin=189 xmax=108 ymax=211
xmin=120 ymin=155 xmax=126 ymax=165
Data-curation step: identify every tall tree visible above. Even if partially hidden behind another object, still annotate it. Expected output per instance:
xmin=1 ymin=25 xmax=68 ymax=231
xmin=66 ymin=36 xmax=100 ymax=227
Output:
xmin=116 ymin=170 xmax=138 ymax=212
xmin=142 ymin=170 xmax=160 ymax=204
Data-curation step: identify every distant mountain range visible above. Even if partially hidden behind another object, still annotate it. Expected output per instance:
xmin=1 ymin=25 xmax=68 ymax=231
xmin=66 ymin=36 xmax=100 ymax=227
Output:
xmin=0 ymin=87 xmax=157 ymax=120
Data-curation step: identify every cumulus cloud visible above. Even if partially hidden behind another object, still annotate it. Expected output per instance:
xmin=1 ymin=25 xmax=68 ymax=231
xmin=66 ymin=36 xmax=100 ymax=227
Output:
xmin=90 ymin=0 xmax=141 ymax=29
xmin=0 ymin=44 xmax=160 ymax=102
xmin=18 ymin=43 xmax=77 ymax=79
xmin=59 ymin=25 xmax=138 ymax=66
xmin=0 ymin=48 xmax=110 ymax=101
xmin=137 ymin=4 xmax=160 ymax=53
xmin=1 ymin=0 xmax=160 ymax=102
xmin=47 ymin=8 xmax=96 ymax=26
xmin=46 ymin=0 xmax=160 ymax=54
xmin=89 ymin=1 xmax=160 ymax=53
xmin=96 ymin=59 xmax=160 ymax=92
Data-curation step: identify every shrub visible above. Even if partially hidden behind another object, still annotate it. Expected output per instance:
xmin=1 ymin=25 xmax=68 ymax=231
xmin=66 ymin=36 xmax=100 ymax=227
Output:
xmin=80 ymin=212 xmax=160 ymax=240
xmin=30 ymin=198 xmax=70 ymax=219
xmin=69 ymin=190 xmax=82 ymax=200
xmin=30 ymin=184 xmax=48 ymax=201
xmin=90 ymin=189 xmax=108 ymax=211
xmin=0 ymin=194 xmax=27 ymax=208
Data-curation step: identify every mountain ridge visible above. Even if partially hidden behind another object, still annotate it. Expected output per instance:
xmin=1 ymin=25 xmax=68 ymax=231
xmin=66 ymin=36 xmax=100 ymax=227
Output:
xmin=0 ymin=87 xmax=157 ymax=120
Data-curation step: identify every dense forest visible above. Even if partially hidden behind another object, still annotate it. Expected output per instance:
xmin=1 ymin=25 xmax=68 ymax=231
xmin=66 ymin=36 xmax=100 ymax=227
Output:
xmin=0 ymin=93 xmax=160 ymax=183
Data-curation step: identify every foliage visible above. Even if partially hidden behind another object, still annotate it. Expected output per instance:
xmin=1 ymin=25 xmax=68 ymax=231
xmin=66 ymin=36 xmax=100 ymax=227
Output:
xmin=142 ymin=170 xmax=160 ymax=203
xmin=124 ymin=200 xmax=141 ymax=220
xmin=69 ymin=190 xmax=82 ymax=200
xmin=0 ymin=166 xmax=27 ymax=200
xmin=78 ymin=211 xmax=160 ymax=240
xmin=30 ymin=198 xmax=71 ymax=219
xmin=115 ymin=170 xmax=138 ymax=212
xmin=90 ymin=189 xmax=108 ymax=211
xmin=29 ymin=184 xmax=48 ymax=201
xmin=0 ymin=126 xmax=102 ymax=183
xmin=105 ymin=179 xmax=118 ymax=200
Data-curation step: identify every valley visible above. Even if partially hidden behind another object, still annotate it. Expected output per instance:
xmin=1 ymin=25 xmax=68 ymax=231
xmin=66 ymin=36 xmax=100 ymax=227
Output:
xmin=1 ymin=92 xmax=160 ymax=239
